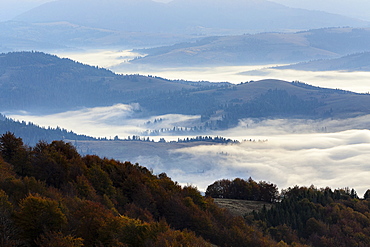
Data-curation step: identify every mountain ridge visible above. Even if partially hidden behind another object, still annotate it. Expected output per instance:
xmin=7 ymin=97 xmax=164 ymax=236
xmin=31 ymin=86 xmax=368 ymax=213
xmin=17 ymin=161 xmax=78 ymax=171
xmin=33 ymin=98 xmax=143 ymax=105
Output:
xmin=125 ymin=27 xmax=370 ymax=67
xmin=2 ymin=51 xmax=370 ymax=129
xmin=274 ymin=52 xmax=370 ymax=71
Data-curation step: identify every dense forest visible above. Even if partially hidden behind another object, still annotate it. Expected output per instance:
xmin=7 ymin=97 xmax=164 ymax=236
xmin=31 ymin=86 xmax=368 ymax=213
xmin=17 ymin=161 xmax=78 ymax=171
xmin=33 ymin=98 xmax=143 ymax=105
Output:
xmin=251 ymin=186 xmax=370 ymax=246
xmin=206 ymin=180 xmax=370 ymax=247
xmin=0 ymin=132 xmax=283 ymax=247
xmin=1 ymin=132 xmax=370 ymax=246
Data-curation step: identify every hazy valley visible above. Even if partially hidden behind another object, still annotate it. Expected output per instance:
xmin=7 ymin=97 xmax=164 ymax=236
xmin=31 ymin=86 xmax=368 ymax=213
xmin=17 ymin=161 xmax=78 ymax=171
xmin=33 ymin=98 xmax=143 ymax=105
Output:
xmin=1 ymin=1 xmax=370 ymax=246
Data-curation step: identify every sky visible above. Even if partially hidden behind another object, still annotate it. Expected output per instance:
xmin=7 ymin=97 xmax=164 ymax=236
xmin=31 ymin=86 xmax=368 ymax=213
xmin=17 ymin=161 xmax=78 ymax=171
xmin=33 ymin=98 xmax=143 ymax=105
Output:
xmin=0 ymin=0 xmax=172 ymax=21
xmin=270 ymin=0 xmax=370 ymax=21
xmin=2 ymin=0 xmax=370 ymax=22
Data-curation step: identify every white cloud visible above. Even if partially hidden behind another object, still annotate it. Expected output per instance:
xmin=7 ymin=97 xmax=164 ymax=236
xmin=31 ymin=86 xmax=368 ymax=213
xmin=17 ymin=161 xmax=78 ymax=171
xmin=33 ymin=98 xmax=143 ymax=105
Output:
xmin=7 ymin=104 xmax=201 ymax=139
xmin=156 ymin=129 xmax=370 ymax=196
xmin=8 ymin=105 xmax=370 ymax=196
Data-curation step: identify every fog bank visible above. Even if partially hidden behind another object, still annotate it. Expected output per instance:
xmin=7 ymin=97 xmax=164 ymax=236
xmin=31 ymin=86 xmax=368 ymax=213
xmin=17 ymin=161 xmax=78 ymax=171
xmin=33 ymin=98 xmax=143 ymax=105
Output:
xmin=8 ymin=105 xmax=370 ymax=196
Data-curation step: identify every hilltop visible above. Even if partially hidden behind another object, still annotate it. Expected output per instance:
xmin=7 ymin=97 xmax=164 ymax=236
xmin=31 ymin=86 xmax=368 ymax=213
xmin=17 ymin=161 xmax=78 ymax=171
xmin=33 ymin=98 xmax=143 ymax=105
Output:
xmin=2 ymin=51 xmax=370 ymax=128
xmin=127 ymin=27 xmax=370 ymax=67
xmin=1 ymin=0 xmax=367 ymax=52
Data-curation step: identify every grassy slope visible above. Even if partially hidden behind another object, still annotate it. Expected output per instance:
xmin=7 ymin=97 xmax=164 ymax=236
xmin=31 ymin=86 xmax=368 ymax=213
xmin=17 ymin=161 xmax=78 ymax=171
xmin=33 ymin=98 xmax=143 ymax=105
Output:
xmin=213 ymin=198 xmax=272 ymax=217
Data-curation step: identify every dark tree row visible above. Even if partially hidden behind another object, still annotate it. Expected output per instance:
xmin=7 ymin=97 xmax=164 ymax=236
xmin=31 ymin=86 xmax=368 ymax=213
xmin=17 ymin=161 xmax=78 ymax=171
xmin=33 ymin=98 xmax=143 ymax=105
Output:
xmin=252 ymin=185 xmax=370 ymax=246
xmin=206 ymin=177 xmax=279 ymax=203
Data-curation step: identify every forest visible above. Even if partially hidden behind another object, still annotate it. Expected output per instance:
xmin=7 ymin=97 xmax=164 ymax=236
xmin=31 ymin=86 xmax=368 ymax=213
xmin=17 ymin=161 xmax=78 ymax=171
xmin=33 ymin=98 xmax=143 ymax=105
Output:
xmin=0 ymin=132 xmax=280 ymax=247
xmin=1 ymin=132 xmax=370 ymax=246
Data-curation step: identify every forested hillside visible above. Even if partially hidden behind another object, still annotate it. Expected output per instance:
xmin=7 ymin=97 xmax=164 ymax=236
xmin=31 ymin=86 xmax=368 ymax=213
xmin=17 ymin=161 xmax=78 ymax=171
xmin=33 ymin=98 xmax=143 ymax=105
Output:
xmin=0 ymin=114 xmax=95 ymax=145
xmin=0 ymin=133 xmax=287 ymax=247
xmin=1 ymin=133 xmax=370 ymax=246
xmin=0 ymin=51 xmax=201 ymax=113
xmin=205 ymin=178 xmax=370 ymax=246
xmin=251 ymin=186 xmax=370 ymax=246
xmin=2 ymin=51 xmax=370 ymax=130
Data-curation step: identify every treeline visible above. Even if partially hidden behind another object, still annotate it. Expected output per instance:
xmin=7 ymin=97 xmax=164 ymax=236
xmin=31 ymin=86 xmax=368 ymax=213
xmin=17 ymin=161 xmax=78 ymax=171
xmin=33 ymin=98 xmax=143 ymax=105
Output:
xmin=207 ymin=89 xmax=324 ymax=129
xmin=206 ymin=178 xmax=278 ymax=203
xmin=0 ymin=114 xmax=95 ymax=146
xmin=177 ymin=136 xmax=239 ymax=144
xmin=0 ymin=133 xmax=289 ymax=247
xmin=251 ymin=186 xmax=370 ymax=246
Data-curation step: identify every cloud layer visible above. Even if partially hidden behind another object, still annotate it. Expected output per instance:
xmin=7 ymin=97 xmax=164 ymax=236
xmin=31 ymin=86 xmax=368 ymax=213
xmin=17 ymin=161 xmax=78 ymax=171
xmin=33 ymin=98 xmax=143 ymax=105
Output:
xmin=8 ymin=104 xmax=370 ymax=196
xmin=140 ymin=129 xmax=370 ymax=197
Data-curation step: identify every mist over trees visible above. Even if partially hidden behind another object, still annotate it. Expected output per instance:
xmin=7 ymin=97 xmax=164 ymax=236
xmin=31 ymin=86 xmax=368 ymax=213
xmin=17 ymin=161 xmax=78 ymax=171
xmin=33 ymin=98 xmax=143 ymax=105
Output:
xmin=1 ymin=133 xmax=370 ymax=246
xmin=0 ymin=133 xmax=281 ymax=247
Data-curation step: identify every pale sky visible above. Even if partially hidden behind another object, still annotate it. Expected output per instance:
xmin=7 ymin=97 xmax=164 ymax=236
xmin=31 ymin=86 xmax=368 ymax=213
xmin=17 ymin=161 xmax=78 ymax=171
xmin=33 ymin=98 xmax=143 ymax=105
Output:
xmin=2 ymin=0 xmax=370 ymax=22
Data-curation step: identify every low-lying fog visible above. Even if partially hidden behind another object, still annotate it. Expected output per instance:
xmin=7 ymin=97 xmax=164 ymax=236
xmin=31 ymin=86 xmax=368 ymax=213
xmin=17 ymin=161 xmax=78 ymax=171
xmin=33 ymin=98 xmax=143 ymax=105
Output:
xmin=56 ymin=50 xmax=370 ymax=93
xmin=11 ymin=50 xmax=369 ymax=195
xmin=8 ymin=104 xmax=370 ymax=196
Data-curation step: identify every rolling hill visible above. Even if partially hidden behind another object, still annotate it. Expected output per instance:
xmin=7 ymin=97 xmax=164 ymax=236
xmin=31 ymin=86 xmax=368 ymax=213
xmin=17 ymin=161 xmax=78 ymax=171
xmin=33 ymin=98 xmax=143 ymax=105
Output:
xmin=0 ymin=113 xmax=95 ymax=145
xmin=1 ymin=0 xmax=367 ymax=52
xmin=2 ymin=51 xmax=370 ymax=129
xmin=15 ymin=0 xmax=367 ymax=35
xmin=0 ymin=51 xmax=208 ymax=113
xmin=126 ymin=27 xmax=370 ymax=67
xmin=275 ymin=52 xmax=370 ymax=71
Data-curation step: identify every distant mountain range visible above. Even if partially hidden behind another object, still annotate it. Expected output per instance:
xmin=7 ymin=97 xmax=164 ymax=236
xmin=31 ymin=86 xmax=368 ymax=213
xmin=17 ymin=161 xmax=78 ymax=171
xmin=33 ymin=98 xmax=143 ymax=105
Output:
xmin=125 ymin=27 xmax=370 ymax=67
xmin=15 ymin=0 xmax=368 ymax=34
xmin=274 ymin=52 xmax=370 ymax=71
xmin=1 ymin=0 xmax=368 ymax=52
xmin=2 ymin=52 xmax=370 ymax=130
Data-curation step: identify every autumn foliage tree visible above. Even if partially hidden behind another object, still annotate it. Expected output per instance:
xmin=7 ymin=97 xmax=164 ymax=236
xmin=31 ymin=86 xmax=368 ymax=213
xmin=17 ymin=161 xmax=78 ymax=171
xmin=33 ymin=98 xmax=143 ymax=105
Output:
xmin=206 ymin=177 xmax=278 ymax=202
xmin=0 ymin=134 xmax=281 ymax=246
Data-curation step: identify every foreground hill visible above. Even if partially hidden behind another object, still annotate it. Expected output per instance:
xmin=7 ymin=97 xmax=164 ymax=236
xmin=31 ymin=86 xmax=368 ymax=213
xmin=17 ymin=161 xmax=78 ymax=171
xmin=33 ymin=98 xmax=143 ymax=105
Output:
xmin=0 ymin=133 xmax=283 ymax=246
xmin=1 ymin=133 xmax=370 ymax=246
xmin=128 ymin=27 xmax=370 ymax=66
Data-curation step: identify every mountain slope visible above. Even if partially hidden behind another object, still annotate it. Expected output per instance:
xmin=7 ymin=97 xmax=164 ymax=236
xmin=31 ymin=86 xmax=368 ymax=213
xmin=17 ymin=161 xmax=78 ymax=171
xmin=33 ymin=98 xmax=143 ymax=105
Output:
xmin=14 ymin=0 xmax=367 ymax=35
xmin=275 ymin=52 xmax=370 ymax=71
xmin=2 ymin=51 xmax=370 ymax=129
xmin=0 ymin=51 xmax=201 ymax=113
xmin=127 ymin=27 xmax=370 ymax=66
xmin=0 ymin=113 xmax=95 ymax=145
